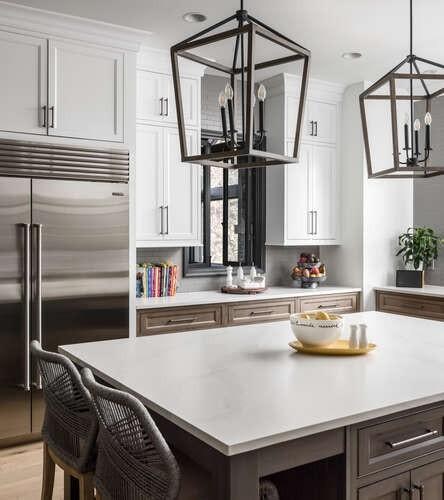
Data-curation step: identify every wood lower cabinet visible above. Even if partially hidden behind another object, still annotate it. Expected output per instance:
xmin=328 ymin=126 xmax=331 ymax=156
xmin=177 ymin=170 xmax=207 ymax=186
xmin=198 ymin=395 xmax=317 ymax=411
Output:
xmin=136 ymin=291 xmax=360 ymax=336
xmin=375 ymin=291 xmax=444 ymax=321
xmin=351 ymin=405 xmax=444 ymax=500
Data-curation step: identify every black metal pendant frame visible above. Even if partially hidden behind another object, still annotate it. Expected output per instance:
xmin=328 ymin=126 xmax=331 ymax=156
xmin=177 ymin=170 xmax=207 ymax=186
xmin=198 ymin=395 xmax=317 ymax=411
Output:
xmin=359 ymin=0 xmax=444 ymax=179
xmin=170 ymin=7 xmax=310 ymax=168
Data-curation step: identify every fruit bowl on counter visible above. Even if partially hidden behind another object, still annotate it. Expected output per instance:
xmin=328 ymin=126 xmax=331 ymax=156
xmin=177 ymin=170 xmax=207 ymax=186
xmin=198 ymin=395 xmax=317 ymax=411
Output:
xmin=291 ymin=253 xmax=327 ymax=289
xmin=290 ymin=311 xmax=343 ymax=347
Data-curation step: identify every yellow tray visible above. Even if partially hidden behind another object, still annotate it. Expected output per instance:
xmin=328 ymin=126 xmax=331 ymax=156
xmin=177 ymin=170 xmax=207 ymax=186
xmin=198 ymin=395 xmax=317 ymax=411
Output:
xmin=289 ymin=339 xmax=376 ymax=356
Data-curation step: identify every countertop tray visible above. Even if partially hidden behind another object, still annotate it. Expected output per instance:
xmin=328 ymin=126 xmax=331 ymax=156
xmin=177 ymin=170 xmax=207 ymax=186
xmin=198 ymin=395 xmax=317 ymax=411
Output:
xmin=289 ymin=339 xmax=376 ymax=356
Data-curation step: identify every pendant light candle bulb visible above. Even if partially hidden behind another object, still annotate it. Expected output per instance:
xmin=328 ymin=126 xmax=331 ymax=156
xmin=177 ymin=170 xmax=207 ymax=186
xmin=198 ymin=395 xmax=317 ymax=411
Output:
xmin=257 ymin=84 xmax=267 ymax=102
xmin=225 ymin=83 xmax=234 ymax=100
xmin=404 ymin=113 xmax=410 ymax=126
xmin=414 ymin=118 xmax=421 ymax=131
xmin=218 ymin=91 xmax=227 ymax=108
xmin=425 ymin=112 xmax=432 ymax=125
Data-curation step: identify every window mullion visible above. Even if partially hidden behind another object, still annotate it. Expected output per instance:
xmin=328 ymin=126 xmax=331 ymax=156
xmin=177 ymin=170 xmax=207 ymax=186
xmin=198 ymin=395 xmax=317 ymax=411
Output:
xmin=222 ymin=169 xmax=229 ymax=266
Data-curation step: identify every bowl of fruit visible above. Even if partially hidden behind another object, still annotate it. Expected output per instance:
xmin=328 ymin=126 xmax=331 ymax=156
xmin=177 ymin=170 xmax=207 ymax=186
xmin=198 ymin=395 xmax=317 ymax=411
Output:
xmin=290 ymin=311 xmax=343 ymax=347
xmin=291 ymin=253 xmax=327 ymax=288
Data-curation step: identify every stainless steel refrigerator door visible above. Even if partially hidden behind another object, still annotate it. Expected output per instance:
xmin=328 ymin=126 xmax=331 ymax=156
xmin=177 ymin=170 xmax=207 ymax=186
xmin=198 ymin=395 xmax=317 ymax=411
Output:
xmin=31 ymin=179 xmax=129 ymax=432
xmin=0 ymin=177 xmax=32 ymax=441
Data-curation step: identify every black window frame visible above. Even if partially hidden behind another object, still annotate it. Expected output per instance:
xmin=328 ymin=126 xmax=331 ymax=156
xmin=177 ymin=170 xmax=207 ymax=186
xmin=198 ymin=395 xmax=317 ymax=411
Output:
xmin=183 ymin=163 xmax=266 ymax=277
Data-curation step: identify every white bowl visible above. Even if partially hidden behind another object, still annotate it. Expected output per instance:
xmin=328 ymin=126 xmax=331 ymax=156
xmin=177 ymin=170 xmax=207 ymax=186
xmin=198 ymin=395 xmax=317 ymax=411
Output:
xmin=289 ymin=313 xmax=343 ymax=347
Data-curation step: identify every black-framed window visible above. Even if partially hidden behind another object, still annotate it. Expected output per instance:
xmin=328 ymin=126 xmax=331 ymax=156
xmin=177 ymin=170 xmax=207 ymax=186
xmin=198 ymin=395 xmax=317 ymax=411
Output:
xmin=183 ymin=160 xmax=266 ymax=277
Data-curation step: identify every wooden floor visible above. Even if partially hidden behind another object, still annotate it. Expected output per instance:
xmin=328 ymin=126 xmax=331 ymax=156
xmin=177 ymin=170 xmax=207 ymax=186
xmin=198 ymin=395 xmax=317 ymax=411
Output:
xmin=0 ymin=442 xmax=64 ymax=500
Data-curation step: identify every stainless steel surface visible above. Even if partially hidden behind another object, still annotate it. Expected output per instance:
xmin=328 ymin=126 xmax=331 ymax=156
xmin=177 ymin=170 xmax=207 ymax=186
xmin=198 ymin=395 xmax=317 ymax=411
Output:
xmin=31 ymin=178 xmax=129 ymax=433
xmin=49 ymin=106 xmax=55 ymax=129
xmin=160 ymin=206 xmax=164 ymax=235
xmin=0 ymin=178 xmax=32 ymax=440
xmin=41 ymin=106 xmax=47 ymax=129
xmin=386 ymin=429 xmax=439 ymax=449
xmin=33 ymin=223 xmax=42 ymax=390
xmin=23 ymin=224 xmax=31 ymax=392
xmin=0 ymin=139 xmax=129 ymax=183
xmin=160 ymin=98 xmax=164 ymax=116
xmin=165 ymin=98 xmax=169 ymax=116
xmin=165 ymin=205 xmax=169 ymax=234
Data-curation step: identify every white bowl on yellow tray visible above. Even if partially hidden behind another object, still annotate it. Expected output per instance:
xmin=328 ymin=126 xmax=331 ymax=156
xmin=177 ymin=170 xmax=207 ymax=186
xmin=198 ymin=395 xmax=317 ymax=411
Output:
xmin=289 ymin=311 xmax=343 ymax=347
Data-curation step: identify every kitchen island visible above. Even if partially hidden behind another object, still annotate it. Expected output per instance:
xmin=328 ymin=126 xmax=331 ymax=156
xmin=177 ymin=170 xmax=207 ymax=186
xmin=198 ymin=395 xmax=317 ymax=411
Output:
xmin=61 ymin=312 xmax=444 ymax=499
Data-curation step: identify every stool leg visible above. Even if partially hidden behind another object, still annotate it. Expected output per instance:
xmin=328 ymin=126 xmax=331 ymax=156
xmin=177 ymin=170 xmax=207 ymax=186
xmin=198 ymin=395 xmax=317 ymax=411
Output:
xmin=41 ymin=442 xmax=55 ymax=500
xmin=79 ymin=473 xmax=95 ymax=500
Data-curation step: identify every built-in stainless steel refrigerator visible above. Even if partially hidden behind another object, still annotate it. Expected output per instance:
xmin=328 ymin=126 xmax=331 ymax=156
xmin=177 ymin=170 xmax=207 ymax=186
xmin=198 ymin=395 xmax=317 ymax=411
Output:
xmin=0 ymin=139 xmax=129 ymax=444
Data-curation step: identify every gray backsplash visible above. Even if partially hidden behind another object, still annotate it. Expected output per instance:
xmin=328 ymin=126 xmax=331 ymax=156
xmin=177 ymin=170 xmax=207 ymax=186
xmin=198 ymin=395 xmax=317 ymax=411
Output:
xmin=137 ymin=245 xmax=320 ymax=293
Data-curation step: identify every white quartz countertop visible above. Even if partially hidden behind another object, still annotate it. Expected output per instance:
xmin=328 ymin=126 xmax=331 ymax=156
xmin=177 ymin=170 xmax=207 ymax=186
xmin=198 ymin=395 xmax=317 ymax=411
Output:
xmin=61 ymin=311 xmax=444 ymax=456
xmin=135 ymin=285 xmax=361 ymax=309
xmin=375 ymin=285 xmax=444 ymax=298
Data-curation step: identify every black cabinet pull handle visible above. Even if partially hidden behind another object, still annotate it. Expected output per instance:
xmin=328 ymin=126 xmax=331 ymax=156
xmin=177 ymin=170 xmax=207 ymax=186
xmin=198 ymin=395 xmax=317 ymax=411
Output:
xmin=41 ymin=105 xmax=47 ymax=128
xmin=165 ymin=98 xmax=169 ymax=116
xmin=159 ymin=98 xmax=164 ymax=116
xmin=314 ymin=121 xmax=318 ymax=136
xmin=49 ymin=106 xmax=55 ymax=128
xmin=309 ymin=120 xmax=314 ymax=136
xmin=168 ymin=317 xmax=196 ymax=324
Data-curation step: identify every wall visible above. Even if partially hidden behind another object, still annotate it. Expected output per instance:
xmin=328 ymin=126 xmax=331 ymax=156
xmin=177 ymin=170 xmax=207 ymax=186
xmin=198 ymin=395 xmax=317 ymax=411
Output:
xmin=323 ymin=82 xmax=413 ymax=311
xmin=137 ymin=245 xmax=320 ymax=293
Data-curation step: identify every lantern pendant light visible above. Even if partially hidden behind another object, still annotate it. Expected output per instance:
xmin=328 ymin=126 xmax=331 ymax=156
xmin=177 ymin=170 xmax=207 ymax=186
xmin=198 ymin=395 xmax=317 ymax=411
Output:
xmin=360 ymin=0 xmax=444 ymax=178
xmin=170 ymin=0 xmax=311 ymax=168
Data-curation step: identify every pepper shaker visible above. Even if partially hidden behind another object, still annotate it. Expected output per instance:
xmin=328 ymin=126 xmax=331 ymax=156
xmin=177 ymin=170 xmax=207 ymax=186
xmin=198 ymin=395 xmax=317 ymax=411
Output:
xmin=359 ymin=324 xmax=368 ymax=349
xmin=349 ymin=324 xmax=359 ymax=349
xmin=236 ymin=264 xmax=244 ymax=286
xmin=226 ymin=265 xmax=233 ymax=288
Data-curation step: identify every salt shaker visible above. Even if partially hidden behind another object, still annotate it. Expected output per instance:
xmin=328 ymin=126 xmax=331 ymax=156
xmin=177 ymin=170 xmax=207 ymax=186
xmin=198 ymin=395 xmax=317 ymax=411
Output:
xmin=349 ymin=324 xmax=359 ymax=349
xmin=250 ymin=263 xmax=257 ymax=280
xmin=226 ymin=265 xmax=233 ymax=288
xmin=359 ymin=323 xmax=368 ymax=349
xmin=236 ymin=264 xmax=244 ymax=285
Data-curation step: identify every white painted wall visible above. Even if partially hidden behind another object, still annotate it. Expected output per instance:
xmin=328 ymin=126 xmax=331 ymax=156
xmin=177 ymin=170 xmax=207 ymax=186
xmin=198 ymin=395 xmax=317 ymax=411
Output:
xmin=323 ymin=82 xmax=413 ymax=310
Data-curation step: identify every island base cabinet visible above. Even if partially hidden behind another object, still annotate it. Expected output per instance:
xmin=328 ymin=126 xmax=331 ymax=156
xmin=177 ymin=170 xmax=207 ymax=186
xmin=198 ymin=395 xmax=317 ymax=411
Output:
xmin=358 ymin=472 xmax=410 ymax=500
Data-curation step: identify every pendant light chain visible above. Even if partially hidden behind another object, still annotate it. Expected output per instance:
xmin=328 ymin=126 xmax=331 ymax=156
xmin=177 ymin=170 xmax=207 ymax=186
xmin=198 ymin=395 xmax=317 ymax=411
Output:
xmin=409 ymin=0 xmax=414 ymax=159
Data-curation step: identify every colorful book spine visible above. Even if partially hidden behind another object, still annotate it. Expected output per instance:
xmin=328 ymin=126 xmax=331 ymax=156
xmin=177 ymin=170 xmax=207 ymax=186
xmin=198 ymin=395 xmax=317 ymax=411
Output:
xmin=137 ymin=263 xmax=178 ymax=298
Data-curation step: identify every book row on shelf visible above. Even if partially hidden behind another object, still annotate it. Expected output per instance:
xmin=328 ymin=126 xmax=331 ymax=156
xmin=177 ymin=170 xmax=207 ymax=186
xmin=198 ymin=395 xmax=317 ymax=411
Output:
xmin=136 ymin=263 xmax=178 ymax=298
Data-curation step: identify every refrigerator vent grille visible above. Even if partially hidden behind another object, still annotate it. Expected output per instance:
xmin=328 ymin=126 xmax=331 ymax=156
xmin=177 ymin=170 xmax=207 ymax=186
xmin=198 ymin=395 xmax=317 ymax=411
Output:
xmin=0 ymin=139 xmax=129 ymax=183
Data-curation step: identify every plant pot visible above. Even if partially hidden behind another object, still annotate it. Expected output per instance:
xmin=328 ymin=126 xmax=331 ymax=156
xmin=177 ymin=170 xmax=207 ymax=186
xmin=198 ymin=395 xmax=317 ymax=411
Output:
xmin=405 ymin=261 xmax=424 ymax=271
xmin=396 ymin=269 xmax=424 ymax=288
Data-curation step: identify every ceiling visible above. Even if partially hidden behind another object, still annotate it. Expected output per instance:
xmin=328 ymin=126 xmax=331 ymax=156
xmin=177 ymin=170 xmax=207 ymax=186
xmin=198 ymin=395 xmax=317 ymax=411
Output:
xmin=6 ymin=0 xmax=444 ymax=85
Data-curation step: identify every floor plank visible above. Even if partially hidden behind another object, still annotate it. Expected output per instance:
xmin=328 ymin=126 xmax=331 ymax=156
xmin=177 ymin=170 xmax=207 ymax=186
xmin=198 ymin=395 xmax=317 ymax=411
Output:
xmin=0 ymin=442 xmax=64 ymax=500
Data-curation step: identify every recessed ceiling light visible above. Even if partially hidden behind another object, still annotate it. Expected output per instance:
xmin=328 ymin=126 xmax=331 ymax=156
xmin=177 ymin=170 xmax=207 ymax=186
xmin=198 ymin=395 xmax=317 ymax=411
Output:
xmin=183 ymin=12 xmax=207 ymax=23
xmin=342 ymin=52 xmax=362 ymax=60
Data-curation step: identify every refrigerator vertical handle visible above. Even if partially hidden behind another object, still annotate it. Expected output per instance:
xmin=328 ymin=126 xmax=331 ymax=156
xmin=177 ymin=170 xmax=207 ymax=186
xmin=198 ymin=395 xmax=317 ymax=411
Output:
xmin=34 ymin=223 xmax=43 ymax=390
xmin=22 ymin=224 xmax=31 ymax=392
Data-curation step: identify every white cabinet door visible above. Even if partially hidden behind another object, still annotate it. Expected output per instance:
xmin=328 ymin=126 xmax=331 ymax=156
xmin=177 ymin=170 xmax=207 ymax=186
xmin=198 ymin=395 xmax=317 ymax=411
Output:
xmin=137 ymin=71 xmax=169 ymax=124
xmin=306 ymin=99 xmax=337 ymax=144
xmin=0 ymin=31 xmax=47 ymax=135
xmin=167 ymin=76 xmax=199 ymax=127
xmin=48 ymin=40 xmax=123 ymax=142
xmin=163 ymin=127 xmax=200 ymax=243
xmin=285 ymin=142 xmax=312 ymax=242
xmin=311 ymin=144 xmax=336 ymax=241
xmin=136 ymin=124 xmax=164 ymax=244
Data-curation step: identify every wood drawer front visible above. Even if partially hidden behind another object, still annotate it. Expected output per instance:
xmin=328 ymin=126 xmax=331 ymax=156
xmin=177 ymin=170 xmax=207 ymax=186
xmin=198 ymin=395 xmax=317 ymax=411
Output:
xmin=357 ymin=406 xmax=444 ymax=477
xmin=228 ymin=300 xmax=293 ymax=325
xmin=138 ymin=305 xmax=222 ymax=336
xmin=377 ymin=292 xmax=444 ymax=321
xmin=299 ymin=293 xmax=358 ymax=315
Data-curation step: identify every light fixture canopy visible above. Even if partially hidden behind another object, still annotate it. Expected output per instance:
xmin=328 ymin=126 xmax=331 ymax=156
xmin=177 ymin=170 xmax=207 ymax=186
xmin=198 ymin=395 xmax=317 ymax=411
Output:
xmin=171 ymin=1 xmax=311 ymax=168
xmin=360 ymin=0 xmax=444 ymax=179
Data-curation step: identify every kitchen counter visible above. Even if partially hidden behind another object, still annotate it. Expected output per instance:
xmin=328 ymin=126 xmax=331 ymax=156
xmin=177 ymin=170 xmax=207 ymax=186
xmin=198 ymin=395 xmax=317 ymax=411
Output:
xmin=375 ymin=284 xmax=444 ymax=298
xmin=61 ymin=311 xmax=444 ymax=456
xmin=136 ymin=285 xmax=361 ymax=309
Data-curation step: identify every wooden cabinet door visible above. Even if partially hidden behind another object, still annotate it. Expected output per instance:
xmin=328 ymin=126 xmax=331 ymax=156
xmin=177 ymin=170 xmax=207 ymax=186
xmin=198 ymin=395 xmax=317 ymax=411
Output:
xmin=285 ymin=142 xmax=312 ymax=242
xmin=0 ymin=30 xmax=47 ymax=135
xmin=307 ymin=99 xmax=337 ymax=144
xmin=163 ymin=127 xmax=201 ymax=244
xmin=358 ymin=472 xmax=410 ymax=500
xmin=135 ymin=124 xmax=164 ymax=245
xmin=311 ymin=144 xmax=337 ymax=241
xmin=411 ymin=460 xmax=444 ymax=500
xmin=48 ymin=39 xmax=123 ymax=142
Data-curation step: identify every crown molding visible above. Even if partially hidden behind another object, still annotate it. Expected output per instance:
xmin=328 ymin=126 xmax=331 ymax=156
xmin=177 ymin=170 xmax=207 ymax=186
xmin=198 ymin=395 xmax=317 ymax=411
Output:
xmin=0 ymin=1 xmax=151 ymax=51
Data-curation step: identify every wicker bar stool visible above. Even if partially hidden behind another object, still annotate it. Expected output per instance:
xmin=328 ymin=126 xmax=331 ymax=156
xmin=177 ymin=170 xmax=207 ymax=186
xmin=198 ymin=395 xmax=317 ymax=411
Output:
xmin=82 ymin=367 xmax=181 ymax=500
xmin=30 ymin=341 xmax=98 ymax=500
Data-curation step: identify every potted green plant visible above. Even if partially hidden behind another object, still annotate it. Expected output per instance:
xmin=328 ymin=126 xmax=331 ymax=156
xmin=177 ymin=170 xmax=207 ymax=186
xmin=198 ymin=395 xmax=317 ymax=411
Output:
xmin=396 ymin=227 xmax=443 ymax=287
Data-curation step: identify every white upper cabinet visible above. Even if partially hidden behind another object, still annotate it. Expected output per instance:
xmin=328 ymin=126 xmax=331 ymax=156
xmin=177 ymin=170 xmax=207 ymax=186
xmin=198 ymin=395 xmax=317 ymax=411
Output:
xmin=0 ymin=31 xmax=47 ymax=135
xmin=136 ymin=125 xmax=201 ymax=247
xmin=164 ymin=128 xmax=200 ymax=243
xmin=135 ymin=124 xmax=164 ymax=243
xmin=48 ymin=40 xmax=124 ymax=142
xmin=137 ymin=70 xmax=199 ymax=127
xmin=265 ymin=73 xmax=343 ymax=246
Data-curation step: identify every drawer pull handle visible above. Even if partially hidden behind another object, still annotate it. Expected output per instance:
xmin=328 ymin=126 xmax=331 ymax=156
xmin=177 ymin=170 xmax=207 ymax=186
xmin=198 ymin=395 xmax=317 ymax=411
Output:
xmin=250 ymin=310 xmax=274 ymax=316
xmin=318 ymin=304 xmax=339 ymax=309
xmin=413 ymin=484 xmax=425 ymax=500
xmin=386 ymin=429 xmax=439 ymax=449
xmin=167 ymin=316 xmax=197 ymax=324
